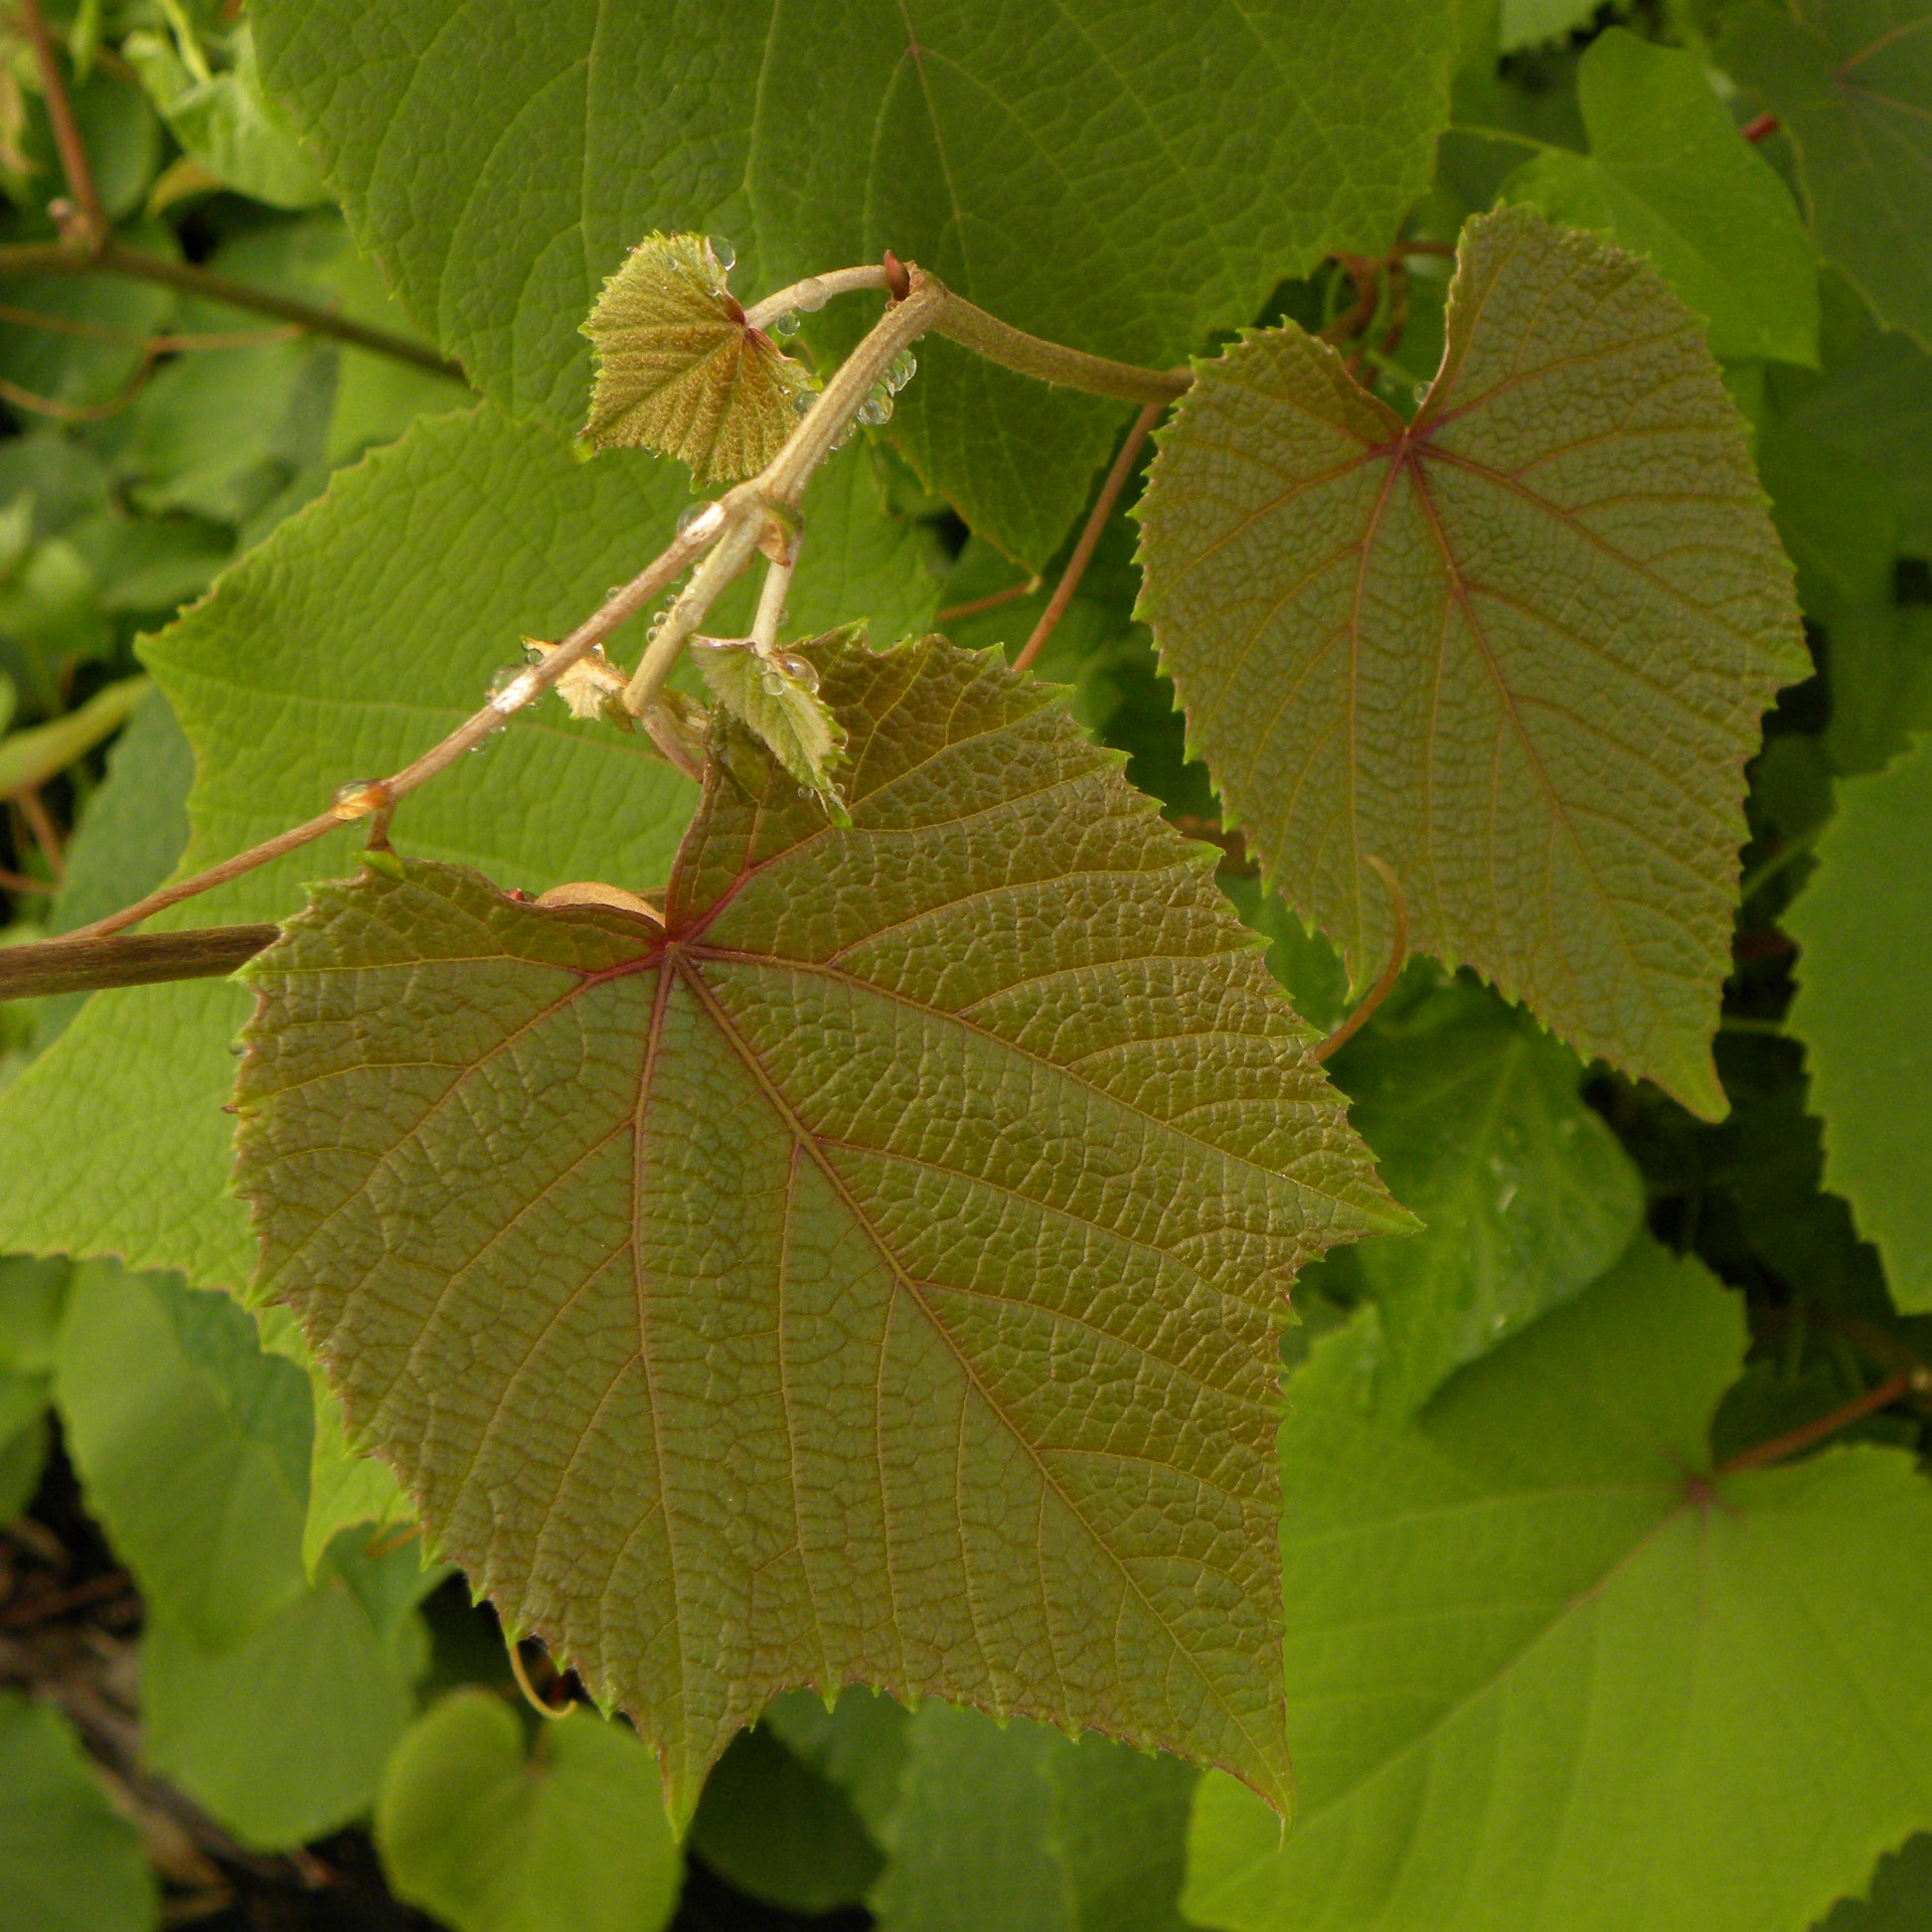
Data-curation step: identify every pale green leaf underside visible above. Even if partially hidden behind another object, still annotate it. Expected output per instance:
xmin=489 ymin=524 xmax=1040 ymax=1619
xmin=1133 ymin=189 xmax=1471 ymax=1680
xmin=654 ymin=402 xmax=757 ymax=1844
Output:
xmin=1184 ymin=1239 xmax=1932 ymax=1932
xmin=251 ymin=0 xmax=1455 ymax=565
xmin=1136 ymin=207 xmax=1808 ymax=1118
xmin=1787 ymin=733 xmax=1932 ymax=1311
xmin=233 ymin=633 xmax=1403 ymax=1816
xmin=0 ymin=411 xmax=935 ymax=1290
xmin=1501 ymin=29 xmax=1818 ymax=366
xmin=1722 ymin=1 xmax=1932 ymax=353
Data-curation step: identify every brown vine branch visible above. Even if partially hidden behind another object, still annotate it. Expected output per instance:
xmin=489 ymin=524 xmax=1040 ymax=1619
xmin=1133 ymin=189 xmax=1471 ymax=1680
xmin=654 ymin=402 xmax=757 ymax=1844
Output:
xmin=0 ymin=239 xmax=466 ymax=379
xmin=1715 ymin=1368 xmax=1926 ymax=1478
xmin=928 ymin=289 xmax=1189 ymax=403
xmin=0 ymin=866 xmax=52 ymax=895
xmin=1013 ymin=398 xmax=1165 ymax=674
xmin=15 ymin=788 xmax=63 ymax=879
xmin=0 ymin=924 xmax=276 ymax=998
xmin=17 ymin=0 xmax=106 ymax=245
xmin=935 ymin=575 xmax=1042 ymax=625
xmin=1312 ymin=855 xmax=1407 ymax=1063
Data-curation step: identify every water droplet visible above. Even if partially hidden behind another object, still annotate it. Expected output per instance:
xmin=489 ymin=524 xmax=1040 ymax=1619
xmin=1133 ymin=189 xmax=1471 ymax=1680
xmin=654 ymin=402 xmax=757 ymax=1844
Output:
xmin=885 ymin=347 xmax=917 ymax=392
xmin=488 ymin=666 xmax=539 ymax=714
xmin=760 ymin=669 xmax=787 ymax=696
xmin=229 ymin=1040 xmax=246 ymax=1057
xmin=791 ymin=391 xmax=817 ymax=417
xmin=329 ymin=778 xmax=388 ymax=820
xmin=797 ymin=785 xmax=813 ymax=799
xmin=706 ymin=235 xmax=736 ymax=273
xmin=1412 ymin=382 xmax=1431 ymax=405
xmin=677 ymin=499 xmax=725 ymax=544
xmin=768 ymin=309 xmax=801 ymax=340
xmin=605 ymin=584 xmax=626 ymax=600
xmin=772 ymin=651 xmax=819 ymax=693
xmin=857 ymin=391 xmax=892 ymax=427
xmin=792 ymin=276 xmax=828 ymax=313
xmin=523 ymin=640 xmax=548 ymax=664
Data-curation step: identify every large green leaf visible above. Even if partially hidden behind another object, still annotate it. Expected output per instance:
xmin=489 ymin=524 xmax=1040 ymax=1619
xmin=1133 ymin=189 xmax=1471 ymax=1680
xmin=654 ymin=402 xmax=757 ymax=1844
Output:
xmin=54 ymin=1263 xmax=311 ymax=1649
xmin=1325 ymin=981 xmax=1645 ymax=1417
xmin=1136 ymin=207 xmax=1809 ymax=1118
xmin=1721 ymin=1 xmax=1932 ymax=352
xmin=872 ymin=1704 xmax=1196 ymax=1932
xmin=0 ymin=1694 xmax=158 ymax=1932
xmin=251 ymin=0 xmax=1456 ymax=565
xmin=376 ymin=1692 xmax=682 ymax=1932
xmin=0 ymin=412 xmax=932 ymax=1287
xmin=232 ymin=632 xmax=1404 ymax=1815
xmin=1786 ymin=734 xmax=1932 ymax=1310
xmin=1500 ymin=29 xmax=1818 ymax=366
xmin=1182 ymin=1239 xmax=1932 ymax=1932
xmin=141 ymin=1530 xmax=434 ymax=1850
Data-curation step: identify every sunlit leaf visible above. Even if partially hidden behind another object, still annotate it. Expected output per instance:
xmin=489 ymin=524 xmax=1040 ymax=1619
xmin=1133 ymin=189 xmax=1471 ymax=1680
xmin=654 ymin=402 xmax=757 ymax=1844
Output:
xmin=1136 ymin=207 xmax=1808 ymax=1117
xmin=582 ymin=233 xmax=816 ymax=484
xmin=233 ymin=632 xmax=1404 ymax=1815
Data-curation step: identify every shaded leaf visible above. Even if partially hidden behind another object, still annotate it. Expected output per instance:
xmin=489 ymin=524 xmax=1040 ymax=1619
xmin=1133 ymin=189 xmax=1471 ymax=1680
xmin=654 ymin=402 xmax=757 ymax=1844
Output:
xmin=1500 ymin=29 xmax=1818 ymax=365
xmin=1722 ymin=1 xmax=1932 ymax=352
xmin=233 ymin=632 xmax=1404 ymax=1815
xmin=0 ymin=1693 xmax=158 ymax=1932
xmin=1136 ymin=207 xmax=1808 ymax=1117
xmin=376 ymin=1691 xmax=682 ymax=1932
xmin=252 ymin=0 xmax=1455 ymax=566
xmin=693 ymin=629 xmax=849 ymax=823
xmin=1326 ymin=981 xmax=1645 ymax=1417
xmin=1817 ymin=1837 xmax=1932 ymax=1932
xmin=1183 ymin=1239 xmax=1932 ymax=1932
xmin=762 ymin=1686 xmax=910 ymax=1844
xmin=582 ymin=233 xmax=816 ymax=483
xmin=1787 ymin=733 xmax=1932 ymax=1310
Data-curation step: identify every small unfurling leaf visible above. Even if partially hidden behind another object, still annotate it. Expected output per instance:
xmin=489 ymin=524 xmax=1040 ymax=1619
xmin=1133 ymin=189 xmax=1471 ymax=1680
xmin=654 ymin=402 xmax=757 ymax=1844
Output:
xmin=581 ymin=234 xmax=817 ymax=484
xmin=693 ymin=627 xmax=851 ymax=825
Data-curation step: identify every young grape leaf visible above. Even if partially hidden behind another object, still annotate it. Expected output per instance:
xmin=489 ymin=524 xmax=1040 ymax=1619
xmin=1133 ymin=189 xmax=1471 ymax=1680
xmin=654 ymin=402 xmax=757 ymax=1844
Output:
xmin=0 ymin=414 xmax=933 ymax=1291
xmin=233 ymin=632 xmax=1406 ymax=1817
xmin=1499 ymin=29 xmax=1818 ymax=365
xmin=251 ymin=0 xmax=1455 ymax=566
xmin=582 ymin=233 xmax=816 ymax=484
xmin=693 ymin=630 xmax=850 ymax=823
xmin=1787 ymin=734 xmax=1932 ymax=1311
xmin=377 ymin=1692 xmax=682 ymax=1932
xmin=1183 ymin=1238 xmax=1932 ymax=1932
xmin=1721 ymin=1 xmax=1932 ymax=352
xmin=1324 ymin=981 xmax=1645 ymax=1418
xmin=1136 ymin=207 xmax=1809 ymax=1118
xmin=0 ymin=1694 xmax=158 ymax=1932
xmin=872 ymin=1704 xmax=1196 ymax=1932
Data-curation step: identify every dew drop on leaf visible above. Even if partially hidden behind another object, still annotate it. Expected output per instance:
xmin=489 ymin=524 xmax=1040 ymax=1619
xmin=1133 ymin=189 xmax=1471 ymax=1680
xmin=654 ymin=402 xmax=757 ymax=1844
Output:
xmin=771 ymin=652 xmax=819 ymax=693
xmin=706 ymin=236 xmax=736 ymax=273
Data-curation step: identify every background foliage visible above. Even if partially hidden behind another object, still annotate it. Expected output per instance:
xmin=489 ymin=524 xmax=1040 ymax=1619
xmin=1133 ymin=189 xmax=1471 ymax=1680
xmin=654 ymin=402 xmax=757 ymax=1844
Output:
xmin=0 ymin=1 xmax=1929 ymax=1929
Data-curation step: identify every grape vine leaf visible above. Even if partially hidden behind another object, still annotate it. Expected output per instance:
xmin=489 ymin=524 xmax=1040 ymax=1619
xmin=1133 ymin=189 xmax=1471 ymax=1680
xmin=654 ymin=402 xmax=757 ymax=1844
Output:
xmin=1818 ymin=1837 xmax=1932 ymax=1932
xmin=376 ymin=1692 xmax=683 ymax=1932
xmin=1786 ymin=733 xmax=1932 ymax=1311
xmin=694 ymin=631 xmax=850 ymax=823
xmin=232 ymin=631 xmax=1406 ymax=1816
xmin=1323 ymin=981 xmax=1645 ymax=1417
xmin=1136 ymin=207 xmax=1809 ymax=1118
xmin=55 ymin=1262 xmax=311 ymax=1650
xmin=142 ymin=1529 xmax=434 ymax=1850
xmin=1499 ymin=29 xmax=1819 ymax=366
xmin=581 ymin=233 xmax=816 ymax=483
xmin=0 ymin=1694 xmax=158 ymax=1932
xmin=1182 ymin=1238 xmax=1932 ymax=1932
xmin=250 ymin=0 xmax=1455 ymax=566
xmin=871 ymin=1704 xmax=1196 ymax=1932
xmin=1721 ymin=1 xmax=1932 ymax=353
xmin=0 ymin=413 xmax=934 ymax=1289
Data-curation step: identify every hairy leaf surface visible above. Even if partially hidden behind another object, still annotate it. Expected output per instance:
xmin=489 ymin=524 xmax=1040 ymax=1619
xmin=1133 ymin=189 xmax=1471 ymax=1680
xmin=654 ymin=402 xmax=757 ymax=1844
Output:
xmin=1787 ymin=734 xmax=1932 ymax=1310
xmin=1722 ymin=0 xmax=1932 ymax=352
xmin=1136 ymin=208 xmax=1808 ymax=1116
xmin=581 ymin=234 xmax=816 ymax=483
xmin=233 ymin=632 xmax=1403 ymax=1814
xmin=1183 ymin=1240 xmax=1932 ymax=1932
xmin=251 ymin=0 xmax=1455 ymax=565
xmin=1325 ymin=983 xmax=1644 ymax=1417
xmin=0 ymin=414 xmax=934 ymax=1288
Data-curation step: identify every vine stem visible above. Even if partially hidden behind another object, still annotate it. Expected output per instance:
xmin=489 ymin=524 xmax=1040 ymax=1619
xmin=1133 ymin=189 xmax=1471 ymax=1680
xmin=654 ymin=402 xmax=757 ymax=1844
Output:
xmin=1714 ymin=1368 xmax=1927 ymax=1477
xmin=1311 ymin=856 xmax=1407 ymax=1062
xmin=1013 ymin=398 xmax=1165 ymax=674
xmin=18 ymin=0 xmax=106 ymax=245
xmin=742 ymin=264 xmax=890 ymax=333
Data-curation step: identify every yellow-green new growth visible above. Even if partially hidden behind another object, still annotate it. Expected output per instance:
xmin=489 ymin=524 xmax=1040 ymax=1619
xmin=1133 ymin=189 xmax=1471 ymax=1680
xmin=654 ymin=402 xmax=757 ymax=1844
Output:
xmin=581 ymin=233 xmax=819 ymax=485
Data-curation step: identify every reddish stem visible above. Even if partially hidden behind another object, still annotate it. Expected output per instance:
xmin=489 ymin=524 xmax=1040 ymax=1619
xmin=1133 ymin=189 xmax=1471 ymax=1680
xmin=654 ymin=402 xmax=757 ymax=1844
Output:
xmin=936 ymin=575 xmax=1042 ymax=625
xmin=1312 ymin=855 xmax=1407 ymax=1063
xmin=16 ymin=0 xmax=106 ymax=247
xmin=1716 ymin=1368 xmax=1921 ymax=1477
xmin=1012 ymin=399 xmax=1165 ymax=674
xmin=1740 ymin=112 xmax=1780 ymax=143
xmin=16 ymin=788 xmax=65 ymax=880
